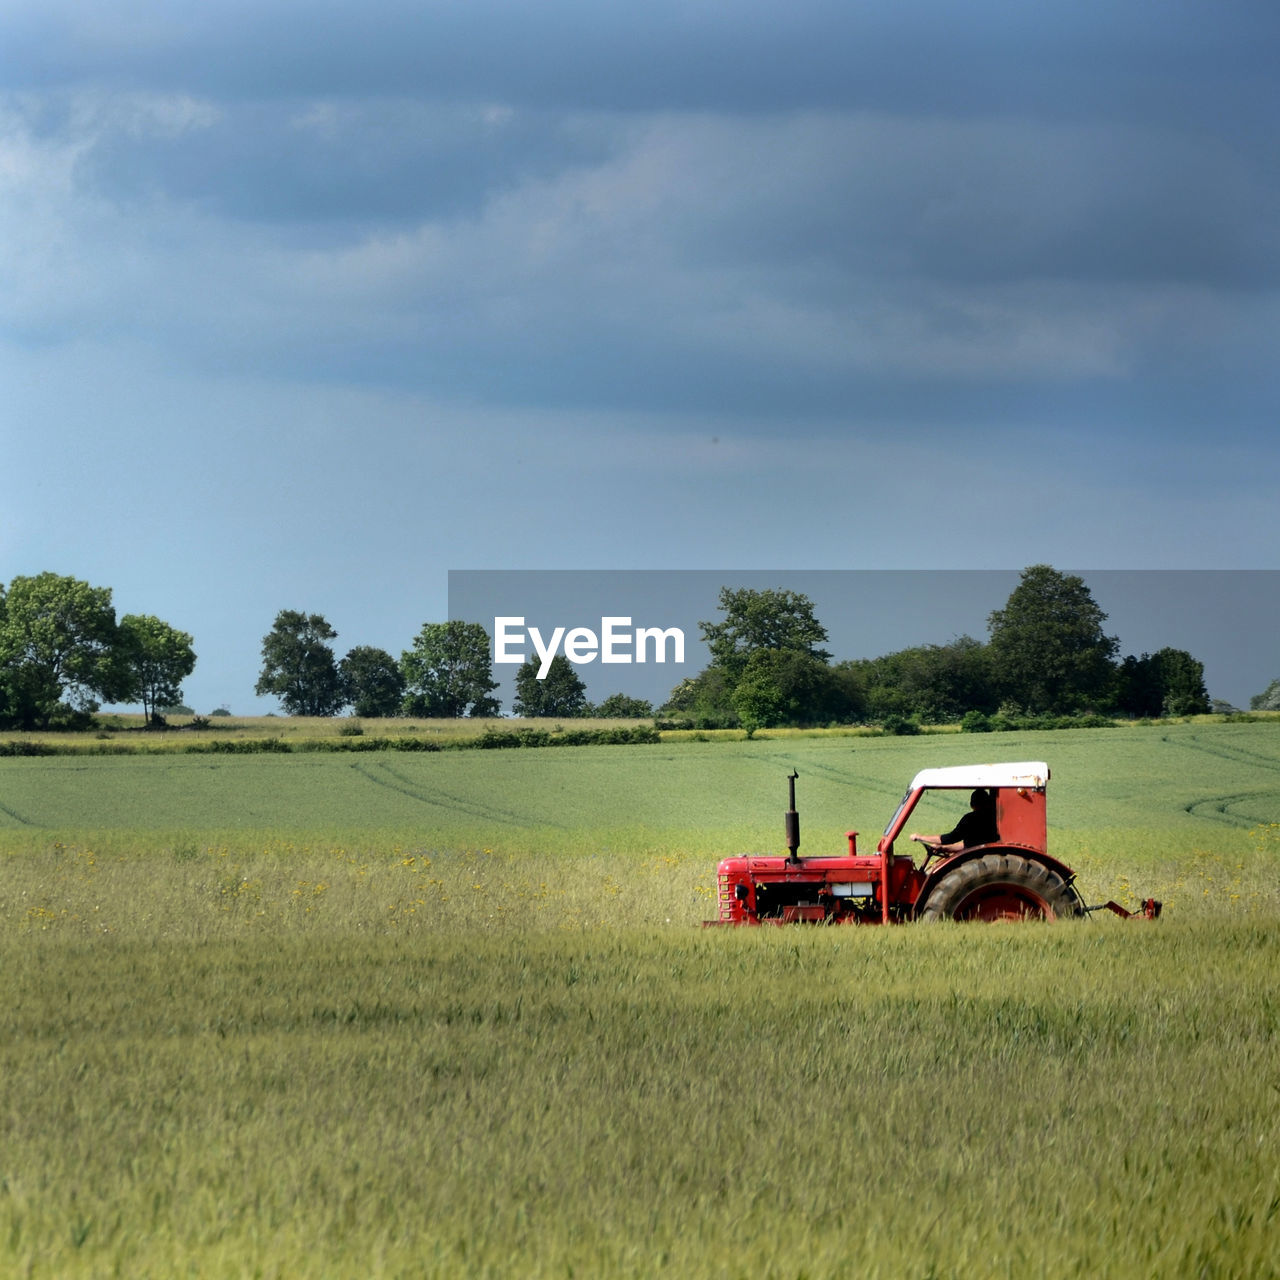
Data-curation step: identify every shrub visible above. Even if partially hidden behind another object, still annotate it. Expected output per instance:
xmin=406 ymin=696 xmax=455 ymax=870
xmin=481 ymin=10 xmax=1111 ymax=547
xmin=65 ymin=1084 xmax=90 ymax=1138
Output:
xmin=0 ymin=740 xmax=59 ymax=757
xmin=184 ymin=738 xmax=292 ymax=754
xmin=880 ymin=715 xmax=920 ymax=736
xmin=47 ymin=704 xmax=97 ymax=731
xmin=595 ymin=693 xmax=655 ymax=718
xmin=478 ymin=728 xmax=550 ymax=749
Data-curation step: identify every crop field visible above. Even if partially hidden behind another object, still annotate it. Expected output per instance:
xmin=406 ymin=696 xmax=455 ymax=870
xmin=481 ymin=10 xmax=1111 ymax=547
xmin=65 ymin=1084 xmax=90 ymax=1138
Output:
xmin=3 ymin=721 xmax=1280 ymax=1277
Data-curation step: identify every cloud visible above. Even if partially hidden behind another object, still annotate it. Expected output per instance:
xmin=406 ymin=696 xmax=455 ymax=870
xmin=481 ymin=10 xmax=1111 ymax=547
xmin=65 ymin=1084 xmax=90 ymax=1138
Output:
xmin=0 ymin=2 xmax=1274 ymax=461
xmin=7 ymin=0 xmax=1279 ymax=127
xmin=5 ymin=76 xmax=1275 ymax=442
xmin=69 ymin=95 xmax=617 ymax=229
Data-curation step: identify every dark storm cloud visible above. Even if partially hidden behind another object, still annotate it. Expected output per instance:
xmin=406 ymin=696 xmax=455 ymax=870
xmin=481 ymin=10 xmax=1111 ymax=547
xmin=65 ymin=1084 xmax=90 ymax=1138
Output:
xmin=3 ymin=0 xmax=1277 ymax=441
xmin=660 ymin=115 xmax=1280 ymax=291
xmin=32 ymin=87 xmax=1279 ymax=295
xmin=6 ymin=0 xmax=1278 ymax=126
xmin=72 ymin=98 xmax=616 ymax=228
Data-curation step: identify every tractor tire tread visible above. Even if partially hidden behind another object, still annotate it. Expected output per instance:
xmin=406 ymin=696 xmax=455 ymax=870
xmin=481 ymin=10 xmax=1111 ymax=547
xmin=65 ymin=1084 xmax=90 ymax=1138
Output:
xmin=918 ymin=849 xmax=1084 ymax=922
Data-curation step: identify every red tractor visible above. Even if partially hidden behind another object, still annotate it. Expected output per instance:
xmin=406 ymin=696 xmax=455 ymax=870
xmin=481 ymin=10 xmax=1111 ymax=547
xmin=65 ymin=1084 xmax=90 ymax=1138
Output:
xmin=709 ymin=762 xmax=1160 ymax=925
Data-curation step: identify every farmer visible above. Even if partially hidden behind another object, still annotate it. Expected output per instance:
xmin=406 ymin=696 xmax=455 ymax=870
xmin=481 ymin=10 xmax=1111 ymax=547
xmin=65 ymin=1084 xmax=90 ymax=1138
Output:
xmin=910 ymin=788 xmax=999 ymax=853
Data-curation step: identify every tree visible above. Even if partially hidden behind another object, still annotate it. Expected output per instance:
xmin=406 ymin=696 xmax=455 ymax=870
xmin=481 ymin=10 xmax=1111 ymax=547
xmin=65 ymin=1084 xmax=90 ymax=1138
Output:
xmin=731 ymin=648 xmax=859 ymax=734
xmin=1113 ymin=653 xmax=1164 ymax=718
xmin=1116 ymin=649 xmax=1209 ymax=718
xmin=340 ymin=646 xmax=405 ymax=718
xmin=512 ymin=654 xmax=588 ymax=718
xmin=255 ymin=610 xmax=347 ymax=717
xmin=595 ymin=693 xmax=654 ymax=718
xmin=660 ymin=667 xmax=739 ymax=728
xmin=0 ymin=583 xmax=8 ymax=729
xmin=987 ymin=566 xmax=1119 ymax=714
xmin=700 ymin=587 xmax=831 ymax=685
xmin=1251 ymin=678 xmax=1280 ymax=712
xmin=118 ymin=614 xmax=197 ymax=726
xmin=400 ymin=621 xmax=500 ymax=717
xmin=847 ymin=636 xmax=995 ymax=725
xmin=0 ymin=572 xmax=131 ymax=729
xmin=1151 ymin=648 xmax=1210 ymax=717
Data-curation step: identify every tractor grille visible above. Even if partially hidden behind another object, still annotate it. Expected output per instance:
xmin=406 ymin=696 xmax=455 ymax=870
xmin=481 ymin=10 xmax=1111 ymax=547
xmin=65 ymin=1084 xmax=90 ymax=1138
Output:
xmin=718 ymin=869 xmax=735 ymax=921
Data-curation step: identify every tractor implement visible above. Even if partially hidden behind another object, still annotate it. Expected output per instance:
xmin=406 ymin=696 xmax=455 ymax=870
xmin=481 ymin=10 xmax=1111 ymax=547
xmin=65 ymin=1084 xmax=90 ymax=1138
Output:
xmin=1086 ymin=899 xmax=1163 ymax=920
xmin=705 ymin=762 xmax=1162 ymax=925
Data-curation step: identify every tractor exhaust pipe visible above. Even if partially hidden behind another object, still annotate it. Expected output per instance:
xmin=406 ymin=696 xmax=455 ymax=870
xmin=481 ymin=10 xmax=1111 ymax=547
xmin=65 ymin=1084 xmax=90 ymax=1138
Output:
xmin=785 ymin=770 xmax=800 ymax=863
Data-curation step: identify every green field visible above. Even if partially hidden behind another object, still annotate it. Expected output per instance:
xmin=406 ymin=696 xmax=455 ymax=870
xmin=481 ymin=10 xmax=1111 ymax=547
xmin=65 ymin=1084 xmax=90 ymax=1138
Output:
xmin=3 ymin=722 xmax=1280 ymax=1276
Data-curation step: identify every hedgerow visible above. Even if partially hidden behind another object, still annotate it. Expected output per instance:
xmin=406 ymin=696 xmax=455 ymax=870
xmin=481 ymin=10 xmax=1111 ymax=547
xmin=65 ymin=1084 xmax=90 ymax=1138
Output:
xmin=1 ymin=723 xmax=662 ymax=758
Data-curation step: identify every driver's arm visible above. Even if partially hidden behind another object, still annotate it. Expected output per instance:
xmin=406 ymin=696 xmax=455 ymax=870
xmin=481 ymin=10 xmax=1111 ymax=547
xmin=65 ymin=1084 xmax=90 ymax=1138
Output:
xmin=910 ymin=833 xmax=963 ymax=853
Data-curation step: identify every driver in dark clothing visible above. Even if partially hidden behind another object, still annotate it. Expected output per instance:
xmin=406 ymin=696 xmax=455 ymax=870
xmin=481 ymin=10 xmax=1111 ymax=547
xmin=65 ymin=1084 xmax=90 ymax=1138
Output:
xmin=910 ymin=788 xmax=999 ymax=854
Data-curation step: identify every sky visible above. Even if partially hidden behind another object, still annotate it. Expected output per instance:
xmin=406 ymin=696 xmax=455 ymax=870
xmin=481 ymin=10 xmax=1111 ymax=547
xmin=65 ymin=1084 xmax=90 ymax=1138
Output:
xmin=2 ymin=0 xmax=1277 ymax=714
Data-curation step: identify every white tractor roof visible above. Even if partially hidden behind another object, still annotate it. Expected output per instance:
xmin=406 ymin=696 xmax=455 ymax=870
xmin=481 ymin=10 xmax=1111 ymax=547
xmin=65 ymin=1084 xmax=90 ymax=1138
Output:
xmin=909 ymin=761 xmax=1050 ymax=791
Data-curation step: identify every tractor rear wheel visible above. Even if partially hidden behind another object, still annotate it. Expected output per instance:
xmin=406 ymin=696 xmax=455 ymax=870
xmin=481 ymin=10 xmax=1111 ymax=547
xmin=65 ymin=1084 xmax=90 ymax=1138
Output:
xmin=917 ymin=852 xmax=1084 ymax=922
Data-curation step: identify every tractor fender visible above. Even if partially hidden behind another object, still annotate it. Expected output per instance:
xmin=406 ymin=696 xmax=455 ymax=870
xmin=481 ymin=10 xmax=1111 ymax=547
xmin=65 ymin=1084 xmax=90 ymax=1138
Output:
xmin=915 ymin=843 xmax=1076 ymax=913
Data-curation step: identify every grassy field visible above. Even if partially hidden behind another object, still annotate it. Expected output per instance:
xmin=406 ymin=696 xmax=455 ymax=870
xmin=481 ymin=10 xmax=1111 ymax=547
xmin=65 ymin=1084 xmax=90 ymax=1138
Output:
xmin=3 ymin=722 xmax=1280 ymax=1276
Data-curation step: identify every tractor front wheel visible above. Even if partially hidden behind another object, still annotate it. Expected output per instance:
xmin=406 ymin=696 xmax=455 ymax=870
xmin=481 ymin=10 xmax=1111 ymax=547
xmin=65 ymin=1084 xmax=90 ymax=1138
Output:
xmin=917 ymin=852 xmax=1084 ymax=922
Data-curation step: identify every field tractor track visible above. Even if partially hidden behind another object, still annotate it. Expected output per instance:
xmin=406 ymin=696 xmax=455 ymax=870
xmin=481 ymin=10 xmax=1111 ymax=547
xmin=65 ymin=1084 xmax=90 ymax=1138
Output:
xmin=1164 ymin=732 xmax=1280 ymax=773
xmin=1183 ymin=789 xmax=1280 ymax=828
xmin=0 ymin=798 xmax=33 ymax=827
xmin=349 ymin=760 xmax=555 ymax=829
xmin=754 ymin=749 xmax=861 ymax=784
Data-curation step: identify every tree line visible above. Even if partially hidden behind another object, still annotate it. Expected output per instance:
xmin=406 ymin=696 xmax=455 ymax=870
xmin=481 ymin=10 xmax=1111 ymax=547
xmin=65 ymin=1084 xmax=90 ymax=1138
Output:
xmin=256 ymin=566 xmax=1219 ymax=727
xmin=254 ymin=613 xmax=652 ymax=720
xmin=662 ymin=566 xmax=1216 ymax=731
xmin=3 ymin=565 xmax=1270 ymax=731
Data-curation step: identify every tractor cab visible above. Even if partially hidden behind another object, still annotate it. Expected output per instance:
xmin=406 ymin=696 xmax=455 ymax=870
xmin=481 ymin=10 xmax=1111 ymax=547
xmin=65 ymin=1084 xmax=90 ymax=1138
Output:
xmin=878 ymin=760 xmax=1051 ymax=858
